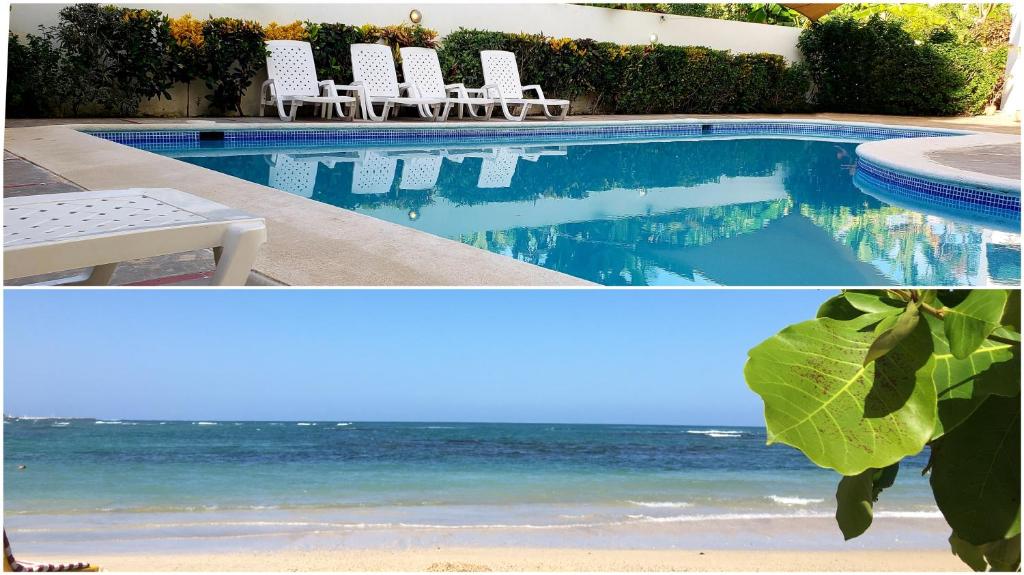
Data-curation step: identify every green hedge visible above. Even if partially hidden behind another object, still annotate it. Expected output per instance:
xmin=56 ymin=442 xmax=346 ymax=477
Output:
xmin=436 ymin=29 xmax=810 ymax=114
xmin=797 ymin=16 xmax=1006 ymax=116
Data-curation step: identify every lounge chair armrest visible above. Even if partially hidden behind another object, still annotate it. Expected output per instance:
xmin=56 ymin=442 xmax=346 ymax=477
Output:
xmin=521 ymin=84 xmax=546 ymax=99
xmin=318 ymin=79 xmax=336 ymax=96
xmin=445 ymin=83 xmax=467 ymax=97
xmin=261 ymin=78 xmax=276 ymax=100
xmin=479 ymin=83 xmax=502 ymax=98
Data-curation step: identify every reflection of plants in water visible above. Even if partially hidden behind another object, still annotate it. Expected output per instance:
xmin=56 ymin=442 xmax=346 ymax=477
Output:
xmin=462 ymin=199 xmax=792 ymax=286
xmin=800 ymin=204 xmax=986 ymax=285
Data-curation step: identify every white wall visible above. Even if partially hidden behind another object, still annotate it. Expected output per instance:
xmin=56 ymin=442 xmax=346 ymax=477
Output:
xmin=9 ymin=3 xmax=803 ymax=60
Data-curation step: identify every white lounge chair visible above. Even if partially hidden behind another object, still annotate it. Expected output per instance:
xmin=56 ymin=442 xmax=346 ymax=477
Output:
xmin=261 ymin=40 xmax=357 ymax=121
xmin=399 ymin=47 xmax=494 ymax=121
xmin=4 ymin=188 xmax=267 ymax=286
xmin=480 ymin=50 xmax=570 ymax=121
xmin=350 ymin=43 xmax=447 ymax=122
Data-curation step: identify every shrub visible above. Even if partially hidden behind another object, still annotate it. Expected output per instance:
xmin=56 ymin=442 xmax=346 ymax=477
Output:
xmin=41 ymin=4 xmax=177 ymax=116
xmin=197 ymin=17 xmax=266 ymax=115
xmin=263 ymin=21 xmax=307 ymax=41
xmin=306 ymin=22 xmax=436 ymax=84
xmin=7 ymin=31 xmax=64 ymax=117
xmin=797 ymin=16 xmax=1003 ymax=116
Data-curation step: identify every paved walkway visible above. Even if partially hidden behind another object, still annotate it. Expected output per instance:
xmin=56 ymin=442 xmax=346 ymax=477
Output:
xmin=3 ymin=152 xmax=219 ymax=286
xmin=929 ymin=143 xmax=1021 ymax=180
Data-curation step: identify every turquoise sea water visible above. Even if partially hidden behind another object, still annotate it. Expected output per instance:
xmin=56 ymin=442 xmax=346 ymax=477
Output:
xmin=153 ymin=136 xmax=1020 ymax=286
xmin=4 ymin=419 xmax=948 ymax=554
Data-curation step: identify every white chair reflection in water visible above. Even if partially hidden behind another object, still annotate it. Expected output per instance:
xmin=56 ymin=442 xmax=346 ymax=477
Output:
xmin=351 ymin=152 xmax=399 ymax=195
xmin=267 ymin=154 xmax=319 ymax=198
xmin=476 ymin=146 xmax=568 ymax=189
xmin=399 ymin=154 xmax=445 ymax=191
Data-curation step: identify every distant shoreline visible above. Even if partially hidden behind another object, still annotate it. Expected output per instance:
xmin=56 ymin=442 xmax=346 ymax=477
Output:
xmin=60 ymin=548 xmax=965 ymax=572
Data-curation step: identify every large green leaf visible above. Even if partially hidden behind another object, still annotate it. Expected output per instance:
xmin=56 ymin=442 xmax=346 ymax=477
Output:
xmin=835 ymin=463 xmax=899 ymax=540
xmin=745 ymin=315 xmax=937 ymax=475
xmin=930 ymin=394 xmax=1021 ymax=545
xmin=943 ymin=290 xmax=1008 ymax=359
xmin=1000 ymin=290 xmax=1020 ymax=332
xmin=951 ymin=533 xmax=1022 ymax=572
xmin=843 ymin=290 xmax=907 ymax=314
xmin=922 ymin=315 xmax=1018 ymax=439
xmin=818 ymin=293 xmax=866 ymax=320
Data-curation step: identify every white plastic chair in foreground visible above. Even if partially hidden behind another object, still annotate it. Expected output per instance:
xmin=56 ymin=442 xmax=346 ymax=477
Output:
xmin=399 ymin=47 xmax=495 ymax=121
xmin=4 ymin=188 xmax=267 ymax=286
xmin=350 ymin=43 xmax=447 ymax=122
xmin=261 ymin=40 xmax=358 ymax=121
xmin=480 ymin=51 xmax=570 ymax=121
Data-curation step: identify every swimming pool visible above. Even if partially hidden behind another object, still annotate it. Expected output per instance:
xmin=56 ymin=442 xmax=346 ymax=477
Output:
xmin=97 ymin=122 xmax=1021 ymax=286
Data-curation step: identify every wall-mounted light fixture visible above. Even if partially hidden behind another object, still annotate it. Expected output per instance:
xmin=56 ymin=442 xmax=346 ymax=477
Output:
xmin=409 ymin=9 xmax=422 ymax=24
xmin=649 ymin=33 xmax=659 ymax=44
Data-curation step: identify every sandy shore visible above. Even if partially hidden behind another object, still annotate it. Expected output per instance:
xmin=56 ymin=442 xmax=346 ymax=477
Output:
xmin=74 ymin=548 xmax=967 ymax=572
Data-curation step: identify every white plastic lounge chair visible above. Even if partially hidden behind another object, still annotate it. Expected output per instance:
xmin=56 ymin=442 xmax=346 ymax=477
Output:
xmin=4 ymin=188 xmax=267 ymax=286
xmin=261 ymin=40 xmax=357 ymax=121
xmin=268 ymin=154 xmax=319 ymax=198
xmin=399 ymin=154 xmax=444 ymax=190
xmin=351 ymin=152 xmax=399 ymax=194
xmin=399 ymin=47 xmax=494 ymax=121
xmin=480 ymin=51 xmax=570 ymax=121
xmin=350 ymin=43 xmax=447 ymax=122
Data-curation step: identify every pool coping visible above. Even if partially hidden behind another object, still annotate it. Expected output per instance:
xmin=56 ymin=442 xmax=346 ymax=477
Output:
xmin=5 ymin=118 xmax=1021 ymax=286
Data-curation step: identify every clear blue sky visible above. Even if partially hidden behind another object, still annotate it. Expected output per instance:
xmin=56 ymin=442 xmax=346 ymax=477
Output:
xmin=4 ymin=289 xmax=832 ymax=425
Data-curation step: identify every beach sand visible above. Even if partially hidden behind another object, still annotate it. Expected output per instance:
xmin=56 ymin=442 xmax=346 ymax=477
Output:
xmin=76 ymin=548 xmax=967 ymax=572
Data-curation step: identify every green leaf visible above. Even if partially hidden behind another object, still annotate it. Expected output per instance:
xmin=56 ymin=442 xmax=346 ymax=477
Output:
xmin=1001 ymin=290 xmax=1020 ymax=333
xmin=863 ymin=301 xmax=919 ymax=366
xmin=745 ymin=315 xmax=937 ymax=475
xmin=923 ymin=315 xmax=1019 ymax=439
xmin=944 ymin=290 xmax=1008 ymax=359
xmin=834 ymin=463 xmax=899 ymax=541
xmin=950 ymin=533 xmax=1021 ymax=572
xmin=836 ymin=470 xmax=874 ymax=540
xmin=843 ymin=290 xmax=907 ymax=314
xmin=818 ymin=293 xmax=866 ymax=320
xmin=930 ymin=394 xmax=1020 ymax=545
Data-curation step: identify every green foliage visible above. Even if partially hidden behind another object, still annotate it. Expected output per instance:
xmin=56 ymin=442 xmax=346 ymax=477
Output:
xmin=437 ymin=29 xmax=810 ymax=114
xmin=593 ymin=3 xmax=806 ymax=27
xmin=197 ymin=18 xmax=266 ymax=115
xmin=7 ymin=4 xmax=177 ymax=117
xmin=306 ymin=22 xmax=436 ymax=86
xmin=798 ymin=15 xmax=1006 ymax=115
xmin=746 ymin=289 xmax=1021 ymax=571
xmin=7 ymin=31 xmax=63 ymax=117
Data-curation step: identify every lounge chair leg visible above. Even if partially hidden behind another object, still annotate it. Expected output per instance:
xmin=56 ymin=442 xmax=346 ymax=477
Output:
xmin=276 ymin=99 xmax=290 ymax=122
xmin=72 ymin=263 xmax=118 ymax=286
xmin=210 ymin=222 xmax=267 ymax=286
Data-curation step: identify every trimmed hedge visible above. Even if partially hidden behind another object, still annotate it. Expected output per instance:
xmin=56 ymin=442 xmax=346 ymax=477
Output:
xmin=436 ymin=29 xmax=810 ymax=114
xmin=797 ymin=16 xmax=1006 ymax=116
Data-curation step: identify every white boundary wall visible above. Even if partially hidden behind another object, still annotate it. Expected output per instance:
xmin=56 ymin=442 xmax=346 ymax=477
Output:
xmin=8 ymin=3 xmax=803 ymax=116
xmin=9 ymin=3 xmax=803 ymax=60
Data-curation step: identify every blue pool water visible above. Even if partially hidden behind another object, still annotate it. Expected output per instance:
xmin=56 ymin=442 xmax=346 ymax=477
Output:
xmin=4 ymin=419 xmax=944 ymax=553
xmin=144 ymin=134 xmax=1019 ymax=286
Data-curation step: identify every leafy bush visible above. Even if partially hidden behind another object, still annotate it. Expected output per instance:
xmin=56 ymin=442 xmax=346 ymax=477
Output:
xmin=263 ymin=21 xmax=307 ymax=41
xmin=197 ymin=17 xmax=266 ymax=115
xmin=798 ymin=16 xmax=1004 ymax=115
xmin=8 ymin=4 xmax=178 ymax=116
xmin=746 ymin=289 xmax=1020 ymax=572
xmin=7 ymin=31 xmax=63 ymax=117
xmin=438 ymin=29 xmax=810 ymax=114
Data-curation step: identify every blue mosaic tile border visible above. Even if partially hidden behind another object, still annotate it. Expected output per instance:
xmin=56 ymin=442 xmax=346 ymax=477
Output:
xmin=856 ymin=157 xmax=1020 ymax=219
xmin=96 ymin=130 xmax=200 ymax=147
xmin=86 ymin=121 xmax=962 ymax=148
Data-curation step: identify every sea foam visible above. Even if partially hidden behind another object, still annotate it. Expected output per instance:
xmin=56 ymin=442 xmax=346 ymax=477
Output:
xmin=768 ymin=495 xmax=825 ymax=506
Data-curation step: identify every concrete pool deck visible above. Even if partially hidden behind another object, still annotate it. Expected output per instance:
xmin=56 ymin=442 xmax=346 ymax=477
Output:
xmin=4 ymin=113 xmax=1020 ymax=286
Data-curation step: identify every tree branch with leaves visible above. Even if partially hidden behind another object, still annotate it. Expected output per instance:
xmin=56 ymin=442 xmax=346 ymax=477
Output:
xmin=745 ymin=289 xmax=1020 ymax=572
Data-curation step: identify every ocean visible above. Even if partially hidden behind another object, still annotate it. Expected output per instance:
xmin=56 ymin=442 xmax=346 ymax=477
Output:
xmin=4 ymin=419 xmax=948 ymax=554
